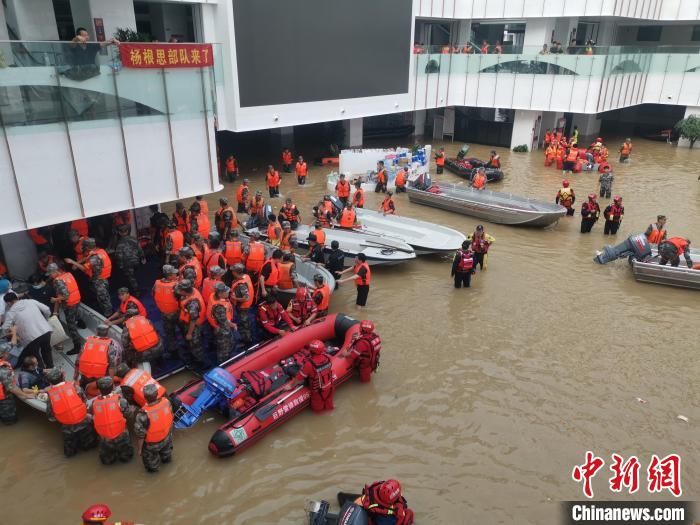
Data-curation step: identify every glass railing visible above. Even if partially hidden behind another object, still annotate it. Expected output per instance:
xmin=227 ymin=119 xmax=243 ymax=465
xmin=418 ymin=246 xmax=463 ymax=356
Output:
xmin=0 ymin=40 xmax=219 ymax=128
xmin=414 ymin=44 xmax=700 ymax=56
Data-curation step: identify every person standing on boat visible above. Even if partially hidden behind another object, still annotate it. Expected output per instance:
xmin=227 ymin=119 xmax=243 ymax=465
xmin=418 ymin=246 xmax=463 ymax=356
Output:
xmin=279 ymin=197 xmax=301 ymax=230
xmin=598 ymin=166 xmax=614 ymax=199
xmin=451 ymin=241 xmax=475 ymax=289
xmin=279 ymin=222 xmax=298 ymax=253
xmin=152 ymin=265 xmax=180 ymax=358
xmin=380 ymin=191 xmax=397 ymax=216
xmin=175 ymin=279 xmax=205 ymax=368
xmin=336 ymin=173 xmax=352 ymax=205
xmin=114 ymin=224 xmax=145 ymax=296
xmin=353 ymin=180 xmax=365 ymax=208
xmin=286 ymin=339 xmax=334 ymax=413
xmin=555 ymin=180 xmax=576 ymax=216
xmin=645 ymin=215 xmax=667 ymax=245
xmin=338 ymin=202 xmax=359 ymax=229
xmin=603 ymin=196 xmax=625 ymax=235
xmin=658 ymin=237 xmax=693 ymax=268
xmin=311 ymin=274 xmax=331 ymax=317
xmin=121 ymin=308 xmax=163 ymax=366
xmin=358 ymin=479 xmax=415 ymax=525
xmin=207 ymin=282 xmax=236 ymax=364
xmin=435 ymin=147 xmax=446 ymax=174
xmin=47 ymin=263 xmax=84 ymax=355
xmin=343 ymin=319 xmax=380 ymax=383
xmin=2 ymin=292 xmax=55 ymax=368
xmin=468 ymin=225 xmax=495 ymax=270
xmin=66 ymin=237 xmax=113 ymax=317
xmin=375 ymin=161 xmax=389 ymax=193
xmin=337 ymin=253 xmax=371 ymax=308
xmin=90 ymin=376 xmax=134 ymax=465
xmin=45 ymin=368 xmax=97 ymax=457
xmin=295 ymin=155 xmax=308 ymax=185
xmin=259 ymin=249 xmax=283 ymax=299
xmin=230 ymin=264 xmax=254 ymax=347
xmin=580 ymin=194 xmax=601 ymax=234
xmin=134 ymin=383 xmax=174 ymax=473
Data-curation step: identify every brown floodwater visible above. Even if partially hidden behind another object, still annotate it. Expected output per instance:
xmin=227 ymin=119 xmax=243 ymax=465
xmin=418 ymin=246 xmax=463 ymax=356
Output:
xmin=2 ymin=139 xmax=700 ymax=524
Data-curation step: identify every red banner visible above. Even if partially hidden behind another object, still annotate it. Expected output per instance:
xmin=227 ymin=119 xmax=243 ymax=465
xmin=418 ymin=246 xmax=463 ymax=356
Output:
xmin=119 ymin=43 xmax=214 ymax=69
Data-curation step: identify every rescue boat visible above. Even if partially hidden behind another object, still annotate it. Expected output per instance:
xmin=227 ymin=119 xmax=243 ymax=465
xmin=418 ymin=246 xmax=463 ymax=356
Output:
xmin=171 ymin=314 xmax=363 ymax=457
xmin=307 ymin=493 xmax=368 ymax=525
xmin=444 ymin=158 xmax=504 ymax=183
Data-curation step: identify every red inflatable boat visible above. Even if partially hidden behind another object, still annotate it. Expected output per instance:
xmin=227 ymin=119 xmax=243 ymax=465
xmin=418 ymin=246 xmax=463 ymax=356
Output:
xmin=172 ymin=314 xmax=363 ymax=457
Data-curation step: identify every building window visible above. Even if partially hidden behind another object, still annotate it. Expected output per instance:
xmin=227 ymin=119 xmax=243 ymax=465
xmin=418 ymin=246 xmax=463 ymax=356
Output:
xmin=692 ymin=25 xmax=700 ymax=42
xmin=636 ymin=26 xmax=662 ymax=42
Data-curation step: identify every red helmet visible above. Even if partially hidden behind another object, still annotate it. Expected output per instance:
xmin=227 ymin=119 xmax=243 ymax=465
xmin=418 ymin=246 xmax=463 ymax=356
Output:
xmin=613 ymin=195 xmax=622 ymax=202
xmin=596 ymin=137 xmax=602 ymax=142
xmin=295 ymin=286 xmax=307 ymax=301
xmin=588 ymin=193 xmax=596 ymax=200
xmin=377 ymin=479 xmax=402 ymax=506
xmin=309 ymin=339 xmax=325 ymax=355
xmin=562 ymin=180 xmax=570 ymax=188
xmin=82 ymin=504 xmax=112 ymax=523
xmin=360 ymin=320 xmax=375 ymax=334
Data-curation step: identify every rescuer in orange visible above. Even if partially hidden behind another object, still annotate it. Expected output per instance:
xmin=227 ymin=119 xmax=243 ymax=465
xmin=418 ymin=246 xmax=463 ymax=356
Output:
xmin=90 ymin=376 xmax=134 ymax=465
xmin=207 ymin=282 xmax=236 ymax=363
xmin=230 ymin=264 xmax=254 ymax=346
xmin=152 ymin=264 xmax=179 ymax=357
xmin=471 ymin=169 xmax=487 ymax=190
xmin=352 ymin=180 xmax=365 ymax=208
xmin=295 ymin=155 xmax=308 ymax=185
xmin=311 ymin=274 xmax=331 ymax=317
xmin=266 ymin=165 xmax=281 ymax=198
xmin=379 ymin=191 xmax=397 ymax=215
xmin=659 ymin=237 xmax=693 ymax=268
xmin=337 ymin=253 xmax=371 ymax=308
xmin=225 ymin=154 xmax=238 ymax=182
xmin=66 ymin=237 xmax=113 ymax=316
xmin=236 ymin=179 xmax=250 ymax=213
xmin=175 ymin=279 xmax=205 ymax=368
xmin=281 ymin=147 xmax=293 ymax=172
xmin=105 ymin=287 xmax=146 ymax=327
xmin=645 ymin=215 xmax=667 ymax=245
xmin=45 ymin=368 xmax=96 ymax=458
xmin=278 ymin=252 xmax=297 ymax=290
xmin=76 ymin=324 xmax=118 ymax=388
xmin=338 ymin=202 xmax=359 ymax=229
xmin=279 ymin=222 xmax=297 ymax=253
xmin=177 ymin=246 xmax=203 ymax=288
xmin=259 ymin=249 xmax=283 ymax=299
xmin=619 ymin=138 xmax=632 ymax=162
xmin=134 ymin=383 xmax=174 ymax=472
xmin=244 ymin=230 xmax=266 ymax=278
xmin=375 ymin=161 xmax=388 ymax=192
xmin=121 ymin=307 xmax=163 ymax=365
xmin=115 ymin=363 xmax=165 ymax=409
xmin=435 ymin=147 xmax=446 ymax=174
xmin=395 ymin=167 xmax=409 ymax=193
xmin=267 ymin=214 xmax=282 ymax=247
xmin=215 ymin=197 xmax=237 ymax=239
xmin=335 ymin=173 xmax=351 ymax=205
xmin=47 ymin=262 xmax=83 ymax=354
xmin=163 ymin=221 xmax=184 ymax=265
xmin=201 ymin=265 xmax=225 ymax=308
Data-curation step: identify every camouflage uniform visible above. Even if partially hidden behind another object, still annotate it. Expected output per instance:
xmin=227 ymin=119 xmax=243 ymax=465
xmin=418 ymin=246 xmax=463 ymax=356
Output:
xmin=52 ymin=277 xmax=84 ymax=351
xmin=598 ymin=172 xmax=614 ymax=199
xmin=134 ymin=399 xmax=174 ymax=472
xmin=114 ymin=235 xmax=144 ymax=294
xmin=122 ymin=327 xmax=164 ymax=366
xmin=231 ymin=280 xmax=252 ymax=345
xmin=179 ymin=264 xmax=197 ymax=284
xmin=211 ymin=302 xmax=234 ymax=363
xmin=0 ymin=368 xmax=18 ymax=425
xmin=46 ymin=383 xmax=97 ymax=457
xmin=179 ymin=297 xmax=203 ymax=364
xmin=161 ymin=312 xmax=179 ymax=358
xmin=87 ymin=253 xmax=113 ymax=316
xmin=90 ymin=394 xmax=134 ymax=465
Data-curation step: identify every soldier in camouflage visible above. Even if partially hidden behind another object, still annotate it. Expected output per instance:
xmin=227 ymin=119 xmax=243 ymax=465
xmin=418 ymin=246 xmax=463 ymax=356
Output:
xmin=134 ymin=383 xmax=174 ymax=473
xmin=153 ymin=265 xmax=179 ymax=358
xmin=90 ymin=376 xmax=134 ymax=465
xmin=230 ymin=264 xmax=253 ymax=346
xmin=121 ymin=307 xmax=164 ymax=365
xmin=72 ymin=238 xmax=113 ymax=316
xmin=0 ymin=344 xmax=37 ymax=424
xmin=45 ymin=368 xmax=97 ymax=457
xmin=175 ymin=279 xmax=204 ymax=367
xmin=209 ymin=282 xmax=236 ymax=363
xmin=114 ymin=224 xmax=145 ymax=295
xmin=46 ymin=263 xmax=84 ymax=355
xmin=177 ymin=247 xmax=199 ymax=284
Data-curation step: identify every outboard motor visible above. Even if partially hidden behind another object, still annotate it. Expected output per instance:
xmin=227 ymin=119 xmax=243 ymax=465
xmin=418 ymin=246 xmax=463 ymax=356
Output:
xmin=174 ymin=367 xmax=240 ymax=429
xmin=307 ymin=501 xmax=368 ymax=525
xmin=328 ymin=194 xmax=343 ymax=214
xmin=412 ymin=173 xmax=432 ymax=191
xmin=336 ymin=503 xmax=369 ymax=525
xmin=456 ymin=143 xmax=470 ymax=160
xmin=594 ymin=233 xmax=652 ymax=264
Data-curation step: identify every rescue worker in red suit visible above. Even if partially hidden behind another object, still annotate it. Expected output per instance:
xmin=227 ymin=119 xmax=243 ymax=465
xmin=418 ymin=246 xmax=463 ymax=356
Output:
xmin=257 ymin=292 xmax=296 ymax=340
xmin=659 ymin=237 xmax=693 ymax=268
xmin=580 ymin=194 xmax=601 ymax=234
xmin=555 ymin=179 xmax=576 ymax=216
xmin=90 ymin=376 xmax=134 ymax=465
xmin=133 ymin=383 xmax=174 ymax=472
xmin=359 ymin=479 xmax=414 ymax=525
xmin=450 ymin=240 xmax=474 ymax=289
xmin=343 ymin=320 xmax=381 ymax=383
xmin=286 ymin=286 xmax=318 ymax=327
xmin=81 ymin=503 xmax=141 ymax=525
xmin=286 ymin=339 xmax=334 ymax=413
xmin=603 ymin=195 xmax=624 ymax=235
xmin=45 ymin=368 xmax=97 ymax=457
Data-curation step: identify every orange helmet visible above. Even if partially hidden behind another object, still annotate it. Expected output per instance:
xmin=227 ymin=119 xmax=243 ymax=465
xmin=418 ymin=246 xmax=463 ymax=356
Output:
xmin=309 ymin=339 xmax=325 ymax=355
xmin=377 ymin=479 xmax=402 ymax=506
xmin=360 ymin=320 xmax=375 ymax=334
xmin=82 ymin=504 xmax=111 ymax=523
xmin=562 ymin=180 xmax=570 ymax=188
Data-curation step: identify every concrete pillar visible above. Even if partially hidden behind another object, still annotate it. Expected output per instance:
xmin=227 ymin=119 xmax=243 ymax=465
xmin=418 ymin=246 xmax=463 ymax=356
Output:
xmin=0 ymin=232 xmax=37 ymax=280
xmin=679 ymin=106 xmax=700 ymax=148
xmin=71 ymin=0 xmax=136 ymax=41
xmin=343 ymin=118 xmax=363 ymax=148
xmin=523 ymin=18 xmax=556 ymax=50
xmin=571 ymin=113 xmax=602 ymax=143
xmin=274 ymin=126 xmax=295 ymax=149
xmin=596 ymin=19 xmax=617 ymax=47
xmin=413 ymin=110 xmax=426 ymax=137
xmin=456 ymin=20 xmax=471 ymax=45
xmin=5 ymin=0 xmax=59 ymax=40
xmin=554 ymin=17 xmax=578 ymax=48
xmin=510 ymin=110 xmax=542 ymax=151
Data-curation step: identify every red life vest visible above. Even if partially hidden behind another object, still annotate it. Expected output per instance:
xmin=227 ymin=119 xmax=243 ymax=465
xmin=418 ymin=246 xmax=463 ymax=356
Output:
xmin=122 ymin=369 xmax=165 ymax=407
xmin=295 ymin=162 xmax=307 ymax=176
xmin=71 ymin=219 xmax=89 ymax=237
xmin=86 ymin=249 xmax=112 ymax=279
xmin=353 ymin=188 xmax=365 ymax=208
xmin=312 ymin=285 xmax=330 ymax=311
xmin=646 ymin=225 xmax=666 ymax=244
xmin=282 ymin=150 xmax=293 ymax=164
xmin=48 ymin=382 xmax=87 ymax=425
xmin=224 ymin=240 xmax=243 ymax=266
xmin=289 ymin=298 xmax=315 ymax=321
xmin=79 ymin=336 xmax=111 ymax=379
xmin=240 ymin=370 xmax=272 ymax=400
xmin=355 ymin=333 xmax=381 ymax=371
xmin=308 ymin=354 xmax=333 ymax=392
xmin=471 ymin=235 xmax=490 ymax=254
xmin=124 ymin=316 xmax=159 ymax=352
xmin=278 ymin=262 xmax=295 ymax=289
xmin=354 ymin=262 xmax=371 ymax=286
xmin=336 ymin=180 xmax=350 ymax=198
xmin=166 ymin=230 xmax=184 ymax=252
xmin=232 ymin=275 xmax=255 ymax=309
xmin=206 ymin=297 xmax=233 ymax=328
xmin=179 ymin=258 xmax=203 ymax=288
xmin=457 ymin=250 xmax=474 ymax=271
xmin=667 ymin=237 xmax=689 ymax=253
xmin=92 ymin=393 xmax=127 ymax=439
xmin=362 ymin=482 xmax=412 ymax=525
xmin=173 ymin=211 xmax=190 ymax=234
xmin=153 ymin=279 xmax=179 ymax=315
xmin=607 ymin=204 xmax=624 ymax=220
xmin=143 ymin=398 xmax=173 ymax=443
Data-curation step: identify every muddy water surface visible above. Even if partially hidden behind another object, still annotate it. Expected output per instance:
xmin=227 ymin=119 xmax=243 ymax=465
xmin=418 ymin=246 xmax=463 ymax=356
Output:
xmin=2 ymin=139 xmax=699 ymax=524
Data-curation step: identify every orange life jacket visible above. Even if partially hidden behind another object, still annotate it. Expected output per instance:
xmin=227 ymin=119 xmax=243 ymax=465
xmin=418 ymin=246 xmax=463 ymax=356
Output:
xmin=28 ymin=228 xmax=49 ymax=246
xmin=245 ymin=242 xmax=266 ymax=272
xmin=166 ymin=230 xmax=184 ymax=253
xmin=282 ymin=151 xmax=293 ymax=164
xmin=313 ymin=228 xmax=326 ymax=246
xmin=280 ymin=231 xmax=294 ymax=252
xmin=262 ymin=258 xmax=280 ymax=286
xmin=381 ymin=197 xmax=395 ymax=213
xmin=436 ymin=153 xmax=446 ymax=166
xmin=197 ymin=199 xmax=209 ymax=216
xmin=179 ymin=258 xmax=203 ymax=288
xmin=339 ymin=209 xmax=356 ymax=228
xmin=143 ymin=398 xmax=173 ymax=443
xmin=249 ymin=197 xmax=265 ymax=217
xmin=202 ymin=250 xmax=222 ymax=277
xmin=336 ymin=180 xmax=350 ymax=198
xmin=206 ymin=296 xmax=233 ymax=328
xmin=92 ymin=393 xmax=127 ymax=439
xmin=278 ymin=262 xmax=295 ymax=289
xmin=646 ymin=225 xmax=666 ymax=244
xmin=545 ymin=132 xmax=553 ymax=144
xmin=621 ymin=142 xmax=632 ymax=155
xmin=295 ymin=162 xmax=307 ymax=176
xmin=122 ymin=369 xmax=165 ymax=407
xmin=201 ymin=277 xmax=218 ymax=307
xmin=226 ymin=157 xmax=236 ymax=172
xmin=566 ymin=149 xmax=578 ymax=162
xmin=79 ymin=336 xmax=111 ymax=379
xmin=48 ymin=382 xmax=87 ymax=425
xmin=71 ymin=219 xmax=89 ymax=237
xmin=224 ymin=240 xmax=243 ymax=266
xmin=119 ymin=296 xmax=146 ymax=317
xmin=267 ymin=223 xmax=281 ymax=242
xmin=232 ymin=275 xmax=255 ymax=309
xmin=236 ymin=185 xmax=249 ymax=205
xmin=312 ymin=285 xmax=331 ymax=311
xmin=353 ymin=188 xmax=365 ymax=208
xmin=179 ymin=290 xmax=205 ymax=325
xmin=667 ymin=237 xmax=689 ymax=253
xmin=266 ymin=170 xmax=280 ymax=188
xmin=86 ymin=249 xmax=112 ymax=279
xmin=193 ymin=213 xmax=211 ymax=238
xmin=354 ymin=262 xmax=371 ymax=286
xmin=55 ymin=272 xmax=81 ymax=307
xmin=190 ymin=243 xmax=204 ymax=263
xmin=395 ymin=171 xmax=407 ymax=187
xmin=173 ymin=211 xmax=189 ymax=234
xmin=0 ymin=360 xmax=13 ymax=401
xmin=153 ymin=279 xmax=179 ymax=315
xmin=124 ymin=316 xmax=159 ymax=352
xmin=377 ymin=168 xmax=388 ymax=182
xmin=215 ymin=206 xmax=236 ymax=231
xmin=472 ymin=174 xmax=486 ymax=189
xmin=489 ymin=156 xmax=501 ymax=169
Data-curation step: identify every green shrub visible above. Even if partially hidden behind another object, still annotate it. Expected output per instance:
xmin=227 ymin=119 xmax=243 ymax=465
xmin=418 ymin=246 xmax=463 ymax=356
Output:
xmin=512 ymin=144 xmax=529 ymax=152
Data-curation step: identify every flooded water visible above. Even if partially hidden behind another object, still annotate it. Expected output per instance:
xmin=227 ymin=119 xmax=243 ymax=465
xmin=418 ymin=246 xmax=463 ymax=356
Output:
xmin=2 ymin=139 xmax=700 ymax=524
